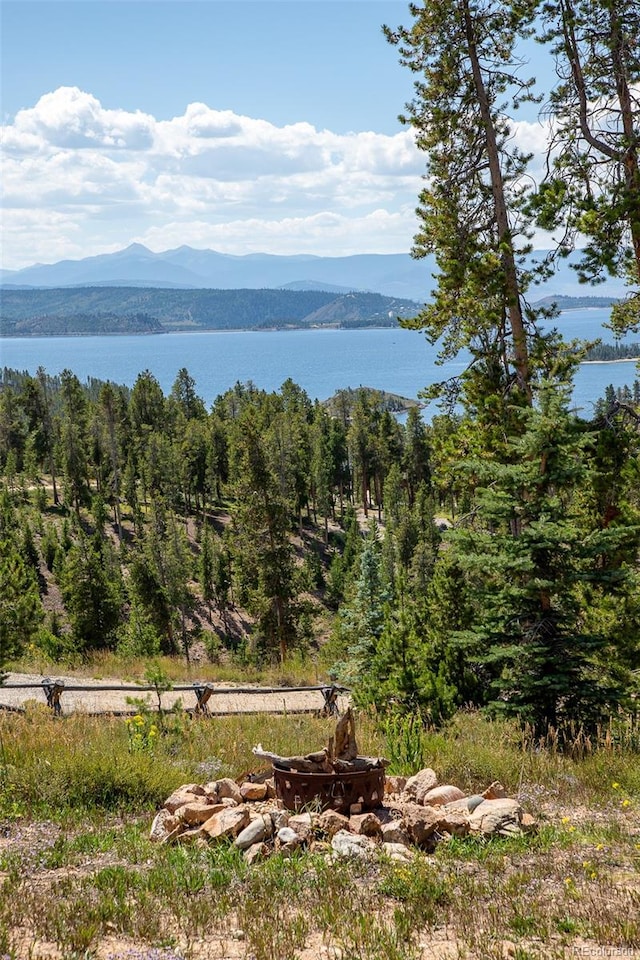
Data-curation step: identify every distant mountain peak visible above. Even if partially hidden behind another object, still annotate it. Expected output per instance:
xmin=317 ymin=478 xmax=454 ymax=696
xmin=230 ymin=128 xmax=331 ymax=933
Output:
xmin=122 ymin=243 xmax=154 ymax=255
xmin=0 ymin=243 xmax=629 ymax=302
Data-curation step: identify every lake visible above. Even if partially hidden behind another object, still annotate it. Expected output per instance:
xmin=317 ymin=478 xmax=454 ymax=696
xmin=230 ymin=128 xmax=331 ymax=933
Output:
xmin=1 ymin=308 xmax=638 ymax=418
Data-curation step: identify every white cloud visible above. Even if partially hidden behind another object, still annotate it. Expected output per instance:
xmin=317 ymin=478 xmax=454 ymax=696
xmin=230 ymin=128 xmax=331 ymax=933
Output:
xmin=135 ymin=208 xmax=419 ymax=257
xmin=0 ymin=86 xmax=554 ymax=269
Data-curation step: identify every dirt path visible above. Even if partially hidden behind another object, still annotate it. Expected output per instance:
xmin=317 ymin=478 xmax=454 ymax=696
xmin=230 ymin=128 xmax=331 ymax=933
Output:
xmin=0 ymin=672 xmax=349 ymax=717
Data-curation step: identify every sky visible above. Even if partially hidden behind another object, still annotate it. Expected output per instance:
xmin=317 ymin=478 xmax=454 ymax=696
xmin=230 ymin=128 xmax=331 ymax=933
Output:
xmin=0 ymin=0 xmax=555 ymax=271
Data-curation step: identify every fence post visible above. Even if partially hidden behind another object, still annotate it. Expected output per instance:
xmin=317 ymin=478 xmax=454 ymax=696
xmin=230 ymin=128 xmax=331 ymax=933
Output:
xmin=192 ymin=682 xmax=215 ymax=715
xmin=42 ymin=678 xmax=65 ymax=716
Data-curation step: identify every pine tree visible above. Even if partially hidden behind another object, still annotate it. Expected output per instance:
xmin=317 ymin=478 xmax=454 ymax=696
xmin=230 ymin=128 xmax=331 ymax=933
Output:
xmin=535 ymin=0 xmax=640 ymax=327
xmin=0 ymin=540 xmax=43 ymax=666
xmin=385 ymin=0 xmax=543 ymax=411
xmin=230 ymin=417 xmax=299 ymax=662
xmin=445 ymin=386 xmax=640 ymax=729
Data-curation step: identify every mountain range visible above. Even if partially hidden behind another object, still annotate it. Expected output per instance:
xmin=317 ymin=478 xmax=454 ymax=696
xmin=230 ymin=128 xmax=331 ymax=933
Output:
xmin=0 ymin=243 xmax=629 ymax=301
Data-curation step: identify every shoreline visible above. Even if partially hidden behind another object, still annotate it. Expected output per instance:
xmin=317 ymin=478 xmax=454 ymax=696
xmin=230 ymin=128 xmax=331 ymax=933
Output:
xmin=581 ymin=357 xmax=640 ymax=365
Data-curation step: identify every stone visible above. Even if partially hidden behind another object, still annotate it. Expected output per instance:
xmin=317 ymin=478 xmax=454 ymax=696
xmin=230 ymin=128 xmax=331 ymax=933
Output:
xmin=270 ymin=809 xmax=290 ymax=832
xmin=521 ymin=812 xmax=538 ymax=833
xmin=466 ymin=795 xmax=485 ymax=813
xmin=164 ymin=787 xmax=206 ymax=814
xmin=482 ymin=781 xmax=508 ymax=800
xmin=382 ymin=841 xmax=415 ymax=863
xmin=175 ymin=827 xmax=207 ymax=846
xmin=240 ymin=781 xmax=268 ymax=802
xmin=149 ymin=808 xmax=181 ymax=843
xmin=276 ymin=826 xmax=302 ymax=855
xmin=349 ymin=803 xmax=363 ymax=816
xmin=244 ymin=842 xmax=269 ymax=865
xmin=384 ymin=775 xmax=407 ymax=796
xmin=277 ymin=826 xmax=300 ymax=845
xmin=317 ymin=809 xmax=350 ymax=839
xmin=373 ymin=805 xmax=402 ymax=825
xmin=202 ymin=805 xmax=251 ymax=840
xmin=265 ymin=778 xmax=276 ymax=800
xmin=422 ymin=785 xmax=466 ymax=807
xmin=436 ymin=808 xmax=470 ymax=837
xmin=380 ymin=820 xmax=410 ymax=846
xmin=349 ymin=813 xmax=382 ymax=837
xmin=288 ymin=813 xmax=314 ymax=842
xmin=235 ymin=815 xmax=273 ymax=850
xmin=309 ymin=840 xmax=331 ymax=855
xmin=400 ymin=803 xmax=440 ymax=846
xmin=177 ymin=801 xmax=223 ymax=825
xmin=331 ymin=829 xmax=374 ymax=859
xmin=468 ymin=798 xmax=523 ymax=837
xmin=216 ymin=778 xmax=243 ymax=804
xmin=402 ymin=768 xmax=438 ymax=805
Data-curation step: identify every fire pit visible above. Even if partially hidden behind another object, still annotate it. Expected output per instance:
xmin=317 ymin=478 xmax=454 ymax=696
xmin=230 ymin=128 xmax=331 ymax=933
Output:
xmin=253 ymin=707 xmax=388 ymax=814
xmin=273 ymin=764 xmax=385 ymax=814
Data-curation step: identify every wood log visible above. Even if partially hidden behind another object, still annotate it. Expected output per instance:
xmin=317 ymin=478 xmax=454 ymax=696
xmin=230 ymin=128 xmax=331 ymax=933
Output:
xmin=252 ymin=745 xmax=333 ymax=773
xmin=334 ymin=707 xmax=358 ymax=760
xmin=332 ymin=756 xmax=389 ymax=773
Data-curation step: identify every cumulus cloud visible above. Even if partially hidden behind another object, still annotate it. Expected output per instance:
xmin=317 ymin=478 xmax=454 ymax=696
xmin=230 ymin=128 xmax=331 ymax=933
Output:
xmin=0 ymin=86 xmax=552 ymax=269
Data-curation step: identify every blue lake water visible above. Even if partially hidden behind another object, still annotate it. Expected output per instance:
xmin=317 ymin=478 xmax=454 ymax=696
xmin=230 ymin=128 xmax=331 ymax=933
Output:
xmin=1 ymin=308 xmax=638 ymax=418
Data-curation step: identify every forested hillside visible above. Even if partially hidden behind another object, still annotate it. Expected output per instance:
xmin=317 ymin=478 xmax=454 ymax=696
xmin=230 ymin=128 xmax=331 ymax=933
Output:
xmin=1 ymin=366 xmax=639 ymax=732
xmin=0 ymin=287 xmax=419 ymax=336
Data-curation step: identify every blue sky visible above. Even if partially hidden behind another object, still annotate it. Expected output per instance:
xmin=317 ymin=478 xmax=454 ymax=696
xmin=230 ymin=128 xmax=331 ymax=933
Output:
xmin=1 ymin=1 xmax=554 ymax=269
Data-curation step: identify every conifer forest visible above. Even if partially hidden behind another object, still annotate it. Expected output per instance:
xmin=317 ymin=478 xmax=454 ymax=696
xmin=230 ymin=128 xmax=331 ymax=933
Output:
xmin=2 ymin=0 xmax=640 ymax=737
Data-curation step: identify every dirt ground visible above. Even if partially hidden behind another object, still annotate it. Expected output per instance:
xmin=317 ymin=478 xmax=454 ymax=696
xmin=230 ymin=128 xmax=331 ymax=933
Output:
xmin=0 ymin=672 xmax=350 ymax=717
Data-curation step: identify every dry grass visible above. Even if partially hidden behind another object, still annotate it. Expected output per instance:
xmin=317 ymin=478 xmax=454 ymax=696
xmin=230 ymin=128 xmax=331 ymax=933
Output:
xmin=0 ymin=708 xmax=638 ymax=960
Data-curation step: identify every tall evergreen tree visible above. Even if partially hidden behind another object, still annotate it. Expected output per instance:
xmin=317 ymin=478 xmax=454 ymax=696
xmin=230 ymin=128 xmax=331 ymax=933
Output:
xmin=535 ymin=0 xmax=640 ymax=327
xmin=230 ymin=417 xmax=299 ymax=662
xmin=445 ymin=386 xmax=640 ymax=729
xmin=385 ymin=0 xmax=543 ymax=411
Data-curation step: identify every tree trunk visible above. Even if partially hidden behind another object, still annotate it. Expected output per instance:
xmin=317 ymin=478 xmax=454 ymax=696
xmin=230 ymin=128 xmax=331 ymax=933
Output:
xmin=462 ymin=0 xmax=532 ymax=401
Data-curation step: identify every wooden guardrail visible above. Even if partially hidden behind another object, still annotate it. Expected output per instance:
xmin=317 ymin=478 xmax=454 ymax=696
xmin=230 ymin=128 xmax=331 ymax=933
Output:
xmin=0 ymin=678 xmax=347 ymax=718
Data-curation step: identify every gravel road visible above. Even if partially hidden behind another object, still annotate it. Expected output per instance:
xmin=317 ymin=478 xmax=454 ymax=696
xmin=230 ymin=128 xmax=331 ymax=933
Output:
xmin=0 ymin=672 xmax=349 ymax=717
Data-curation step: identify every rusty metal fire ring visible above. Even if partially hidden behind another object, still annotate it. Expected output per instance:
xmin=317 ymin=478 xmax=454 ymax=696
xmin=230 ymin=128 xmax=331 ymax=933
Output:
xmin=273 ymin=764 xmax=385 ymax=814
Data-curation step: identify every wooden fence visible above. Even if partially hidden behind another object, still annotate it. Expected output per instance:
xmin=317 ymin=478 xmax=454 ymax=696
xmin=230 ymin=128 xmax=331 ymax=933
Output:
xmin=0 ymin=677 xmax=348 ymax=718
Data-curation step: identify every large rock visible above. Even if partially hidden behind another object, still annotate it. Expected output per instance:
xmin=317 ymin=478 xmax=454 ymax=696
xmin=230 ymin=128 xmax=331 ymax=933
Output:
xmin=436 ymin=808 xmax=470 ymax=837
xmin=164 ymin=785 xmax=206 ymax=814
xmin=202 ymin=805 xmax=251 ymax=840
xmin=288 ymin=813 xmax=314 ymax=842
xmin=235 ymin=814 xmax=273 ymax=850
xmin=400 ymin=803 xmax=440 ymax=846
xmin=380 ymin=820 xmax=410 ymax=846
xmin=422 ymin=785 xmax=465 ymax=807
xmin=317 ymin=809 xmax=350 ymax=839
xmin=402 ymin=768 xmax=438 ymax=804
xmin=384 ymin=775 xmax=407 ymax=796
xmin=331 ymin=830 xmax=375 ymax=860
xmin=349 ymin=813 xmax=382 ymax=837
xmin=467 ymin=798 xmax=523 ymax=836
xmin=240 ymin=781 xmax=268 ymax=802
xmin=215 ymin=778 xmax=243 ymax=804
xmin=177 ymin=801 xmax=223 ymax=825
xmin=150 ymin=808 xmax=181 ymax=843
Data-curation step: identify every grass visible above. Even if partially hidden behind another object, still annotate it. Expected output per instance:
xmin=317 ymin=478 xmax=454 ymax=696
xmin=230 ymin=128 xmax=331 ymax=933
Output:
xmin=0 ymin=707 xmax=638 ymax=959
xmin=9 ymin=647 xmax=326 ymax=688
